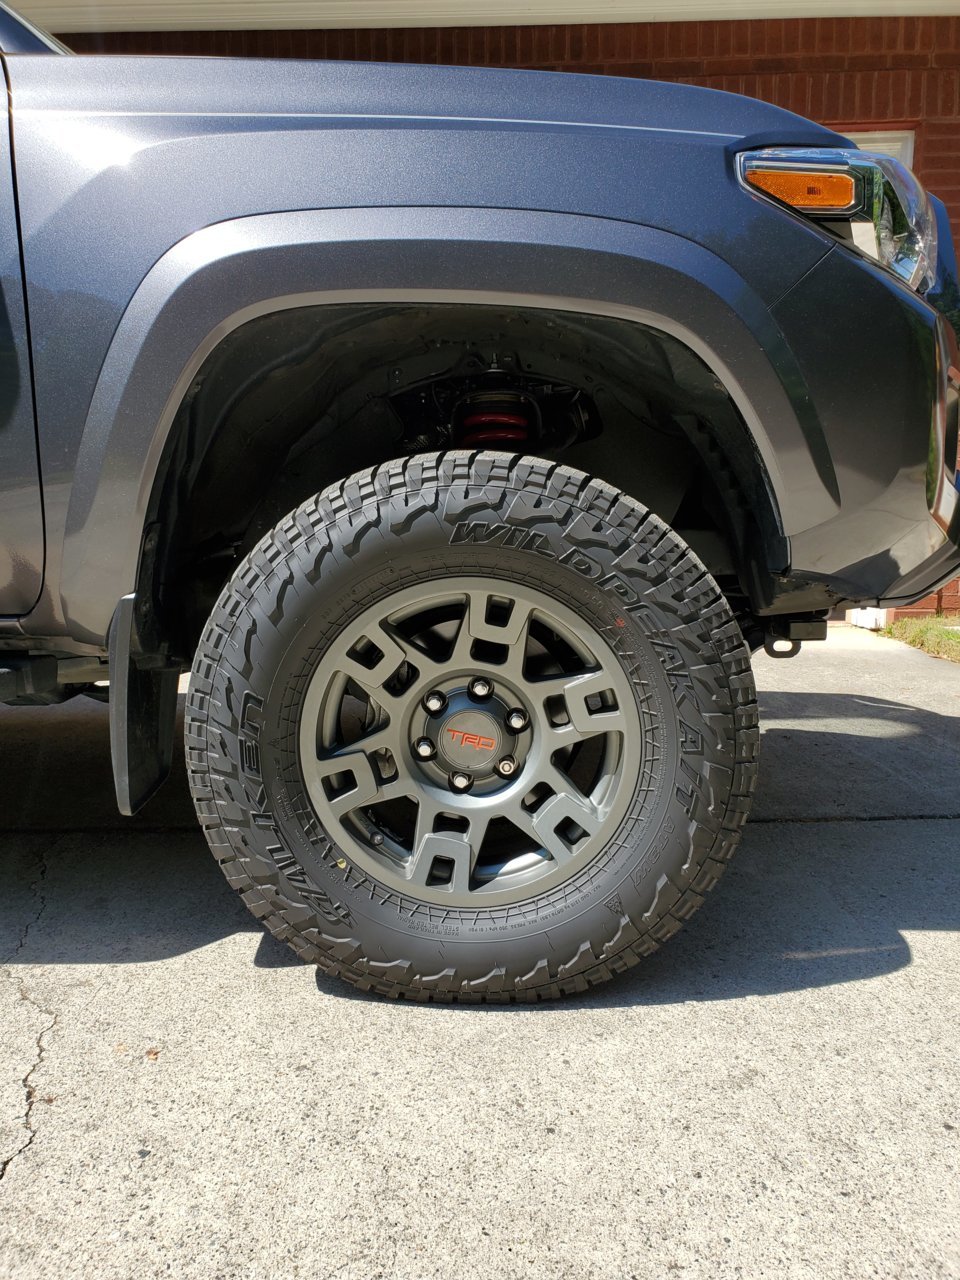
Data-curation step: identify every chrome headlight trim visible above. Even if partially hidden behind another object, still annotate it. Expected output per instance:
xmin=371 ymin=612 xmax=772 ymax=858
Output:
xmin=739 ymin=147 xmax=938 ymax=294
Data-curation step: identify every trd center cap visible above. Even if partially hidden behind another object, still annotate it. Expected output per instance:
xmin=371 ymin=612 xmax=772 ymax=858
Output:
xmin=437 ymin=710 xmax=502 ymax=772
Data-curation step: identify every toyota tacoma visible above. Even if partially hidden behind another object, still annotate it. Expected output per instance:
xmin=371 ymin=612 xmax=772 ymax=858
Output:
xmin=0 ymin=4 xmax=957 ymax=1001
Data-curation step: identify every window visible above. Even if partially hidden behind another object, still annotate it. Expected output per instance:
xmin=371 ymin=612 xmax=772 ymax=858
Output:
xmin=841 ymin=129 xmax=915 ymax=169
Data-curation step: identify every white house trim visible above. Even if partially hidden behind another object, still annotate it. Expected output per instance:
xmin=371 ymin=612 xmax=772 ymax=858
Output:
xmin=21 ymin=0 xmax=960 ymax=34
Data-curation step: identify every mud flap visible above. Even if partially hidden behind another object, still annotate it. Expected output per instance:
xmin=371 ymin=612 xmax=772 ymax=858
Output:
xmin=108 ymin=593 xmax=179 ymax=815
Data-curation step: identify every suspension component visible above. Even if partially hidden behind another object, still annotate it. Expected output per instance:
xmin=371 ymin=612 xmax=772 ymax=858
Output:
xmin=451 ymin=389 xmax=538 ymax=448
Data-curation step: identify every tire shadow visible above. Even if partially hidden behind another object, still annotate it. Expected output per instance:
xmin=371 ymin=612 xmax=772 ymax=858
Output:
xmin=1 ymin=690 xmax=957 ymax=1005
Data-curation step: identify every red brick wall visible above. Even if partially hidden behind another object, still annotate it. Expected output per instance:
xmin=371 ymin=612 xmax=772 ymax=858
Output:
xmin=893 ymin=579 xmax=960 ymax=618
xmin=62 ymin=16 xmax=960 ymax=240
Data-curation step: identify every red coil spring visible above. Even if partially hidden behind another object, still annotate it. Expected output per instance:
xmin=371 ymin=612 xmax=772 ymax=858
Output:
xmin=457 ymin=411 xmax=530 ymax=448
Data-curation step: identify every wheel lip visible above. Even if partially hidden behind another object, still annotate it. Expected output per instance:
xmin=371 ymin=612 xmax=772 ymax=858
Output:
xmin=297 ymin=575 xmax=648 ymax=908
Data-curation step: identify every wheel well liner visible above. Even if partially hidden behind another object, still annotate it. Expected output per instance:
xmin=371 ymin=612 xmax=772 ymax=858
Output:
xmin=142 ymin=301 xmax=788 ymax=658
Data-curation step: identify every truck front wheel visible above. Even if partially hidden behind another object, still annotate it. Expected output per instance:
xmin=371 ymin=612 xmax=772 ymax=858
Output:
xmin=186 ymin=452 xmax=758 ymax=1002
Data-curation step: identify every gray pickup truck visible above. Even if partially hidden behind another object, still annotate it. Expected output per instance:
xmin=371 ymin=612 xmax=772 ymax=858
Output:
xmin=1 ymin=5 xmax=957 ymax=1001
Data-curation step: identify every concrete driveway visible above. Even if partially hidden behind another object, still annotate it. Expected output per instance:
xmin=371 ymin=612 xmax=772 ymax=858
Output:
xmin=1 ymin=626 xmax=958 ymax=1279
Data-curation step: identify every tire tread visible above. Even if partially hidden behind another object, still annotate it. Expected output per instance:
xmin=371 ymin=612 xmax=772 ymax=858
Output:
xmin=186 ymin=451 xmax=759 ymax=1003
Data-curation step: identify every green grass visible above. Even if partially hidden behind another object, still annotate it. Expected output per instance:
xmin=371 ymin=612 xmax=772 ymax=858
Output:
xmin=885 ymin=614 xmax=960 ymax=663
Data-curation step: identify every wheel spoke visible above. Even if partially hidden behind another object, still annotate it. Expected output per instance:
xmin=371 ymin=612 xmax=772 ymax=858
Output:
xmin=451 ymin=589 xmax=532 ymax=669
xmin=539 ymin=763 xmax=588 ymax=802
xmin=504 ymin=801 xmax=571 ymax=865
xmin=348 ymin=720 xmax=404 ymax=759
xmin=467 ymin=810 xmax=491 ymax=858
xmin=307 ymin=745 xmax=411 ymax=821
xmin=528 ymin=667 xmax=602 ymax=698
xmin=406 ymin=801 xmax=480 ymax=894
xmin=409 ymin=792 xmax=444 ymax=870
xmin=375 ymin=619 xmax=448 ymax=687
xmin=506 ymin=783 xmax=602 ymax=866
xmin=534 ymin=669 xmax=629 ymax=744
xmin=338 ymin=624 xmax=412 ymax=697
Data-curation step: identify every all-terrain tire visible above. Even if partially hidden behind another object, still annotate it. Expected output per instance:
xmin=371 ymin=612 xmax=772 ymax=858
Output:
xmin=185 ymin=452 xmax=759 ymax=1002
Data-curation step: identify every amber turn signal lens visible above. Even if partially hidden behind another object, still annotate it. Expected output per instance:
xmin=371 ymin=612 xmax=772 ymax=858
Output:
xmin=745 ymin=167 xmax=857 ymax=212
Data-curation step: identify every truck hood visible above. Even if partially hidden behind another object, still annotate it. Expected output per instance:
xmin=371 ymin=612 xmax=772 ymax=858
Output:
xmin=16 ymin=53 xmax=848 ymax=149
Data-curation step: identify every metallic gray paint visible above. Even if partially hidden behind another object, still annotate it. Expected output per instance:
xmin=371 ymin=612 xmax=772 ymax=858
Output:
xmin=774 ymin=247 xmax=945 ymax=599
xmin=0 ymin=68 xmax=42 ymax=616
xmin=0 ymin=52 xmax=955 ymax=645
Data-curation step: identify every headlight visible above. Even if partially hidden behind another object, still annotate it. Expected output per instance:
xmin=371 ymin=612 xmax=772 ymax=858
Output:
xmin=739 ymin=147 xmax=938 ymax=294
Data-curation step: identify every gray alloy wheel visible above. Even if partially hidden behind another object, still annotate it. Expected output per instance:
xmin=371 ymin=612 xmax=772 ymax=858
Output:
xmin=298 ymin=578 xmax=644 ymax=907
xmin=187 ymin=452 xmax=759 ymax=1003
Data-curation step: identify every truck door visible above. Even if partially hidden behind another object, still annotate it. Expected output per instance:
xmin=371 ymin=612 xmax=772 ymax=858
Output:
xmin=0 ymin=64 xmax=43 ymax=616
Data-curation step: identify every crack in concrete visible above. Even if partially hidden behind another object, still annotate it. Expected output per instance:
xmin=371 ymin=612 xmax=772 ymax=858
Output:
xmin=0 ymin=846 xmax=56 ymax=1184
xmin=5 ymin=845 xmax=49 ymax=965
xmin=0 ymin=801 xmax=954 ymax=1182
xmin=0 ymin=994 xmax=58 ymax=1184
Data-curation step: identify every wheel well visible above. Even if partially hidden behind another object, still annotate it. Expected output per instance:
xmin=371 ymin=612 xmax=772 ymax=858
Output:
xmin=142 ymin=302 xmax=785 ymax=660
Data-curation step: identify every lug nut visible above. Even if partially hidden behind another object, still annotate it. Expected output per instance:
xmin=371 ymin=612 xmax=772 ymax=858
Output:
xmin=469 ymin=677 xmax=493 ymax=700
xmin=414 ymin=737 xmax=437 ymax=760
xmin=506 ymin=708 xmax=529 ymax=732
xmin=423 ymin=690 xmax=447 ymax=715
xmin=450 ymin=772 xmax=473 ymax=793
xmin=496 ymin=756 xmax=518 ymax=777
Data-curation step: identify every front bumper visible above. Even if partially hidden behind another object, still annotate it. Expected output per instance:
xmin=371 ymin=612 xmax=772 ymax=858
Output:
xmin=771 ymin=193 xmax=960 ymax=610
xmin=880 ymin=196 xmax=960 ymax=605
xmin=880 ymin=311 xmax=960 ymax=604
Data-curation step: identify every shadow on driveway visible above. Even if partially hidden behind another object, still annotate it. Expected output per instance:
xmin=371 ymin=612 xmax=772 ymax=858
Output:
xmin=1 ymin=688 xmax=957 ymax=1006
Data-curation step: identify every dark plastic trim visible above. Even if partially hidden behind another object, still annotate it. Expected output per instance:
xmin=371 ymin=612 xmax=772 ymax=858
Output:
xmin=108 ymin=593 xmax=179 ymax=816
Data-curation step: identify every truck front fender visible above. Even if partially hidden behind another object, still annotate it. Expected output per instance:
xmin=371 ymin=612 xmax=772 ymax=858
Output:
xmin=63 ymin=205 xmax=839 ymax=645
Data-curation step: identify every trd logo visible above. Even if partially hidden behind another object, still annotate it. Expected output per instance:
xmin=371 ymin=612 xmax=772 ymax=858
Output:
xmin=447 ymin=729 xmax=496 ymax=751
